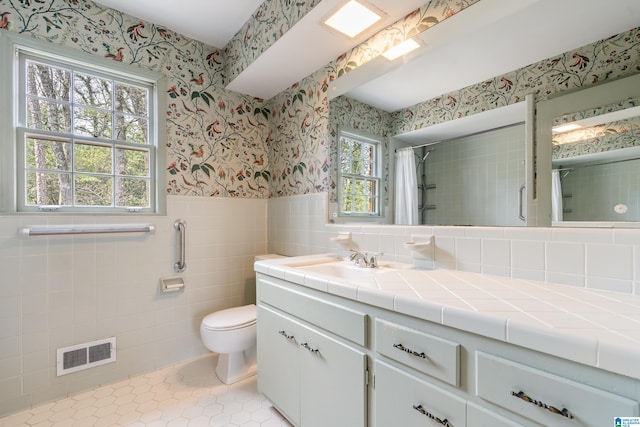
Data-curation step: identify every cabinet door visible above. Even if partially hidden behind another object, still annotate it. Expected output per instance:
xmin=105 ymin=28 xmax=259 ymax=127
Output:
xmin=257 ymin=305 xmax=301 ymax=425
xmin=299 ymin=322 xmax=367 ymax=427
xmin=375 ymin=361 xmax=466 ymax=427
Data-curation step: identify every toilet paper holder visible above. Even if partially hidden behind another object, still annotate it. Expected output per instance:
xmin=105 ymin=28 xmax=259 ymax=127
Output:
xmin=160 ymin=275 xmax=184 ymax=293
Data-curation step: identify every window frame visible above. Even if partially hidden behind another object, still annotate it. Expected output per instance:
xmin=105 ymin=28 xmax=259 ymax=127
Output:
xmin=337 ymin=127 xmax=383 ymax=218
xmin=0 ymin=32 xmax=166 ymax=215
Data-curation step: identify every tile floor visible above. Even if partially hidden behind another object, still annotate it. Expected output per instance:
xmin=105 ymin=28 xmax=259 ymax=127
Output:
xmin=0 ymin=355 xmax=292 ymax=427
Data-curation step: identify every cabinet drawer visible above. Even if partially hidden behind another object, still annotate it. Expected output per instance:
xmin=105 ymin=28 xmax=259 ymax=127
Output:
xmin=375 ymin=360 xmax=466 ymax=427
xmin=258 ymin=277 xmax=367 ymax=345
xmin=467 ymin=402 xmax=532 ymax=427
xmin=476 ymin=352 xmax=639 ymax=427
xmin=375 ymin=319 xmax=460 ymax=386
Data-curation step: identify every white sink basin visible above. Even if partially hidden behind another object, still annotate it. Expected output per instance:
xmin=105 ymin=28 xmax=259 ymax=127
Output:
xmin=285 ymin=258 xmax=414 ymax=286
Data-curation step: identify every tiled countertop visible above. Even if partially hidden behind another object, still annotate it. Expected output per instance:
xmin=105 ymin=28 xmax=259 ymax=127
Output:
xmin=255 ymin=254 xmax=640 ymax=380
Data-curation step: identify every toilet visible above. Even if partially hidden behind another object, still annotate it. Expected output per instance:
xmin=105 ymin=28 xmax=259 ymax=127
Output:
xmin=200 ymin=304 xmax=257 ymax=384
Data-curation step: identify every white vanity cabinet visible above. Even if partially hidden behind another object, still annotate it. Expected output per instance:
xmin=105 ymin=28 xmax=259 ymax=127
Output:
xmin=256 ymin=276 xmax=368 ymax=427
xmin=255 ymin=267 xmax=640 ymax=427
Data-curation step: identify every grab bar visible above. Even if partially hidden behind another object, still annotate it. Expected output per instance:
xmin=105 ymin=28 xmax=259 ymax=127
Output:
xmin=21 ymin=224 xmax=154 ymax=236
xmin=174 ymin=219 xmax=186 ymax=273
xmin=518 ymin=184 xmax=526 ymax=222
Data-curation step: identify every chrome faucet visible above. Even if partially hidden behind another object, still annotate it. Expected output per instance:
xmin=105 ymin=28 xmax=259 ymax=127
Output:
xmin=349 ymin=250 xmax=382 ymax=268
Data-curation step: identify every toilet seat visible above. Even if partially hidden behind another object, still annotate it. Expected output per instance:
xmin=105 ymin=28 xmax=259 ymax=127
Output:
xmin=201 ymin=304 xmax=256 ymax=331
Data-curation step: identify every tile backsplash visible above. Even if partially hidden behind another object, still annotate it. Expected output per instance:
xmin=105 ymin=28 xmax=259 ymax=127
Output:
xmin=268 ymin=192 xmax=640 ymax=295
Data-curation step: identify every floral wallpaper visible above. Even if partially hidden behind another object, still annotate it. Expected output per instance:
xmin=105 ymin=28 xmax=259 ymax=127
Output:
xmin=553 ymin=97 xmax=640 ymax=127
xmin=392 ymin=27 xmax=640 ymax=135
xmin=266 ymin=68 xmax=329 ymax=197
xmin=266 ymin=0 xmax=481 ymax=198
xmin=328 ymin=96 xmax=393 ymax=205
xmin=552 ymin=97 xmax=640 ymax=160
xmin=267 ymin=12 xmax=640 ymax=198
xmin=333 ymin=0 xmax=479 ymax=79
xmin=0 ymin=0 xmax=270 ymax=198
xmin=225 ymin=0 xmax=322 ymax=84
xmin=553 ymin=117 xmax=640 ymax=161
xmin=3 ymin=0 xmax=640 ymax=201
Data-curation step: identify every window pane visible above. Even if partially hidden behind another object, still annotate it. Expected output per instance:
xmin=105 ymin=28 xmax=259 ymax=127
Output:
xmin=26 ymin=61 xmax=71 ymax=101
xmin=352 ymin=160 xmax=362 ymax=174
xmin=116 ymin=177 xmax=149 ymax=207
xmin=367 ymin=180 xmax=377 ymax=196
xmin=115 ymin=148 xmax=149 ymax=177
xmin=115 ymin=83 xmax=148 ymax=116
xmin=25 ymin=137 xmax=71 ymax=171
xmin=362 ymin=143 xmax=374 ymax=161
xmin=340 ymin=139 xmax=351 ymax=156
xmin=26 ymin=171 xmax=72 ymax=206
xmin=340 ymin=156 xmax=350 ymax=173
xmin=115 ymin=114 xmax=148 ymax=144
xmin=351 ymin=141 xmax=361 ymax=158
xmin=74 ymin=73 xmax=112 ymax=109
xmin=27 ymin=98 xmax=72 ymax=133
xmin=74 ymin=107 xmax=112 ymax=138
xmin=362 ymin=161 xmax=372 ymax=176
xmin=341 ymin=194 xmax=352 ymax=212
xmin=342 ymin=176 xmax=352 ymax=194
xmin=75 ymin=174 xmax=112 ymax=206
xmin=74 ymin=142 xmax=112 ymax=174
xmin=366 ymin=197 xmax=375 ymax=213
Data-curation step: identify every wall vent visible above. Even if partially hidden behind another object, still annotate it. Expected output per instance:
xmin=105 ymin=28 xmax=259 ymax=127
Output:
xmin=56 ymin=337 xmax=116 ymax=376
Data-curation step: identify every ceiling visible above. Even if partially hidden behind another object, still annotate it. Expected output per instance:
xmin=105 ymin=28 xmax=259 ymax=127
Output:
xmin=95 ymin=0 xmax=640 ymax=109
xmin=95 ymin=0 xmax=426 ymax=99
xmin=93 ymin=0 xmax=265 ymax=49
xmin=340 ymin=0 xmax=640 ymax=112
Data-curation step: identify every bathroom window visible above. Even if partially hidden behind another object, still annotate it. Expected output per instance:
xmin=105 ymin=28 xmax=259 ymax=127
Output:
xmin=338 ymin=129 xmax=381 ymax=216
xmin=1 ymin=34 xmax=166 ymax=214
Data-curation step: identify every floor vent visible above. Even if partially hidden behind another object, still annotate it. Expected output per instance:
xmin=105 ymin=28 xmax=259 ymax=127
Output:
xmin=57 ymin=337 xmax=116 ymax=376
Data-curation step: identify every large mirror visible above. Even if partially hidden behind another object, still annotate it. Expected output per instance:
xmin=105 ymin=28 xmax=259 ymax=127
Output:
xmin=328 ymin=96 xmax=534 ymax=227
xmin=536 ymin=73 xmax=640 ymax=227
xmin=326 ymin=0 xmax=640 ymax=228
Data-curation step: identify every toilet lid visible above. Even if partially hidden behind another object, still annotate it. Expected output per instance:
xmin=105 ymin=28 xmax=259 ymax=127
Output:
xmin=202 ymin=304 xmax=256 ymax=330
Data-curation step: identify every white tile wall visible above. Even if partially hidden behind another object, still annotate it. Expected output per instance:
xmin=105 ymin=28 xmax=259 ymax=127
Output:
xmin=4 ymin=190 xmax=640 ymax=418
xmin=268 ymin=193 xmax=640 ymax=296
xmin=0 ymin=195 xmax=267 ymax=417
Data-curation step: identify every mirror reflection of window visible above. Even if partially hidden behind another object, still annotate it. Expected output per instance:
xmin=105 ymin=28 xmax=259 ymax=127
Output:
xmin=338 ymin=129 xmax=381 ymax=217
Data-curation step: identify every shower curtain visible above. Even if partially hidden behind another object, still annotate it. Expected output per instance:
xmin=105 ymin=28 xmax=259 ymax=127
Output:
xmin=394 ymin=149 xmax=419 ymax=225
xmin=551 ymin=169 xmax=563 ymax=222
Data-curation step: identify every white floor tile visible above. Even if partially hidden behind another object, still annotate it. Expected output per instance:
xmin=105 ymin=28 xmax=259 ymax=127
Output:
xmin=0 ymin=355 xmax=292 ymax=427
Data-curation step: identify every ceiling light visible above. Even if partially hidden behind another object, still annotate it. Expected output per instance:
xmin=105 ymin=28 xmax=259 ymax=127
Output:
xmin=552 ymin=123 xmax=583 ymax=133
xmin=324 ymin=0 xmax=382 ymax=38
xmin=382 ymin=39 xmax=420 ymax=61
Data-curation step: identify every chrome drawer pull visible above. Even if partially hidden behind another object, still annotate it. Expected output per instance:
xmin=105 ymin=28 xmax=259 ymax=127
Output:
xmin=413 ymin=404 xmax=452 ymax=427
xmin=301 ymin=342 xmax=320 ymax=354
xmin=511 ymin=390 xmax=574 ymax=419
xmin=394 ymin=343 xmax=427 ymax=359
xmin=278 ymin=330 xmax=295 ymax=340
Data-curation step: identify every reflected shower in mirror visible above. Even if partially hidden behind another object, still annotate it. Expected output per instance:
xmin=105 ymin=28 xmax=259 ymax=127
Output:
xmin=551 ymin=98 xmax=640 ymax=223
xmin=536 ymin=73 xmax=640 ymax=227
xmin=394 ymin=124 xmax=526 ymax=227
